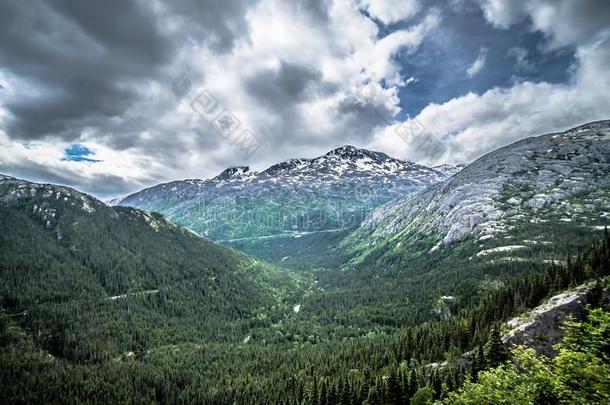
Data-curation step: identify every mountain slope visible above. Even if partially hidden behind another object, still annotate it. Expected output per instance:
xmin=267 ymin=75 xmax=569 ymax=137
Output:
xmin=347 ymin=121 xmax=610 ymax=264
xmin=1 ymin=125 xmax=609 ymax=403
xmin=0 ymin=175 xmax=304 ymax=361
xmin=118 ymin=146 xmax=451 ymax=266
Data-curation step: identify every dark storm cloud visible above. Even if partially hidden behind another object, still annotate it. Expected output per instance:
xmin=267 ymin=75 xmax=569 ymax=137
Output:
xmin=295 ymin=0 xmax=331 ymax=23
xmin=245 ymin=61 xmax=323 ymax=109
xmin=0 ymin=0 xmax=173 ymax=141
xmin=337 ymin=96 xmax=398 ymax=141
xmin=0 ymin=0 xmax=259 ymax=143
xmin=164 ymin=0 xmax=259 ymax=52
xmin=50 ymin=0 xmax=171 ymax=64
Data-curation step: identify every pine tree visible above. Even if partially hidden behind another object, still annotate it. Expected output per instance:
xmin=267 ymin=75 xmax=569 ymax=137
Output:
xmin=471 ymin=343 xmax=485 ymax=379
xmin=339 ymin=376 xmax=352 ymax=405
xmin=407 ymin=368 xmax=418 ymax=398
xmin=365 ymin=384 xmax=381 ymax=405
xmin=484 ymin=327 xmax=509 ymax=368
xmin=319 ymin=380 xmax=329 ymax=405
xmin=386 ymin=371 xmax=402 ymax=404
xmin=308 ymin=379 xmax=320 ymax=405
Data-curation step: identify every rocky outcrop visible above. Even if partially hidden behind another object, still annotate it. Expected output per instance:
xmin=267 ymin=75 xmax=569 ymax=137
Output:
xmin=504 ymin=281 xmax=610 ymax=356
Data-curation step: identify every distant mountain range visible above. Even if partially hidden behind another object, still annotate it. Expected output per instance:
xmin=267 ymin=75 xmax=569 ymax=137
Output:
xmin=115 ymin=121 xmax=610 ymax=268
xmin=115 ymin=145 xmax=458 ymax=265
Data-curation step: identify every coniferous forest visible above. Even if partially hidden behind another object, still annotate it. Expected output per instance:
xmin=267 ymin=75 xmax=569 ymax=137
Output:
xmin=1 ymin=175 xmax=609 ymax=404
xmin=2 ymin=0 xmax=610 ymax=402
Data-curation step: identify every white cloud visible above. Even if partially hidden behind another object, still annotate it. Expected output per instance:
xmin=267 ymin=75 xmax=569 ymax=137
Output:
xmin=0 ymin=130 xmax=167 ymax=196
xmin=369 ymin=4 xmax=610 ymax=166
xmin=167 ymin=0 xmax=439 ymax=169
xmin=360 ymin=0 xmax=421 ymax=25
xmin=466 ymin=47 xmax=488 ymax=78
xmin=479 ymin=0 xmax=610 ymax=48
xmin=5 ymin=0 xmax=607 ymax=197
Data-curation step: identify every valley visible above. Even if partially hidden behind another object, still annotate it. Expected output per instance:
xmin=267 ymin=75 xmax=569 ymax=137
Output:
xmin=1 ymin=122 xmax=610 ymax=403
xmin=115 ymin=146 xmax=452 ymax=266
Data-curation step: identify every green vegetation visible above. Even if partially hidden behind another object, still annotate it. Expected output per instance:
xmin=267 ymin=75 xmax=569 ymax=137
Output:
xmin=447 ymin=307 xmax=610 ymax=404
xmin=1 ymin=176 xmax=609 ymax=403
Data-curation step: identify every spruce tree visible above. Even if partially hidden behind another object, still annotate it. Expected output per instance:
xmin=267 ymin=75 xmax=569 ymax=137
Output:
xmin=484 ymin=327 xmax=509 ymax=368
xmin=386 ymin=371 xmax=402 ymax=404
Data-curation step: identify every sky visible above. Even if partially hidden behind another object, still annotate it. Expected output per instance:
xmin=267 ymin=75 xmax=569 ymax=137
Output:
xmin=0 ymin=0 xmax=609 ymax=198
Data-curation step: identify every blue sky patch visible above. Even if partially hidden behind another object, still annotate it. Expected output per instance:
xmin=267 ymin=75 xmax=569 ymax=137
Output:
xmin=393 ymin=4 xmax=575 ymax=118
xmin=62 ymin=144 xmax=101 ymax=163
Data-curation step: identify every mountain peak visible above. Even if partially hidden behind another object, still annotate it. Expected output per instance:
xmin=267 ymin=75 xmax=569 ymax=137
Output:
xmin=214 ymin=166 xmax=252 ymax=181
xmin=325 ymin=145 xmax=390 ymax=162
xmin=263 ymin=159 xmax=310 ymax=175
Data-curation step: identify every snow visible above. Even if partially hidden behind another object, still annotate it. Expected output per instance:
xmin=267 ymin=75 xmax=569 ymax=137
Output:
xmin=476 ymin=245 xmax=528 ymax=257
xmin=108 ymin=289 xmax=159 ymax=301
xmin=81 ymin=200 xmax=95 ymax=214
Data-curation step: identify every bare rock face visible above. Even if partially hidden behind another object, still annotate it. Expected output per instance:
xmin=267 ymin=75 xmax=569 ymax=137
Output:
xmin=355 ymin=121 xmax=610 ymax=250
xmin=504 ymin=283 xmax=610 ymax=356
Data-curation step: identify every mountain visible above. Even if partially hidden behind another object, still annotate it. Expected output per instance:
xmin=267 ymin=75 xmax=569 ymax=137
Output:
xmin=0 ymin=174 xmax=304 ymax=358
xmin=2 ymin=123 xmax=610 ymax=404
xmin=432 ymin=163 xmax=467 ymax=177
xmin=117 ymin=145 xmax=450 ymax=266
xmin=347 ymin=121 xmax=610 ymax=265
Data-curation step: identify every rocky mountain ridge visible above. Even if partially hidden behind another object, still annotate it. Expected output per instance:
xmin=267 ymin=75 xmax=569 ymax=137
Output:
xmin=116 ymin=145 xmax=457 ymax=264
xmin=351 ymin=121 xmax=610 ymax=259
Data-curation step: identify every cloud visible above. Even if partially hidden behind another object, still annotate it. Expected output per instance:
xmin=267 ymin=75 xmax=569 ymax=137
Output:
xmin=0 ymin=0 xmax=175 ymax=142
xmin=466 ymin=47 xmax=488 ymax=78
xmin=369 ymin=1 xmax=610 ymax=165
xmin=507 ymin=46 xmax=534 ymax=73
xmin=0 ymin=0 xmax=439 ymax=196
xmin=478 ymin=0 xmax=610 ymax=48
xmin=2 ymin=0 xmax=607 ymax=198
xmin=0 ymin=129 xmax=167 ymax=196
xmin=360 ymin=0 xmax=420 ymax=25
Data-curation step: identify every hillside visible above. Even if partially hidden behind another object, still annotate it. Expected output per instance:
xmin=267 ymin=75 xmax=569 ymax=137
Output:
xmin=347 ymin=121 xmax=610 ymax=266
xmin=0 ymin=175 xmax=306 ymax=360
